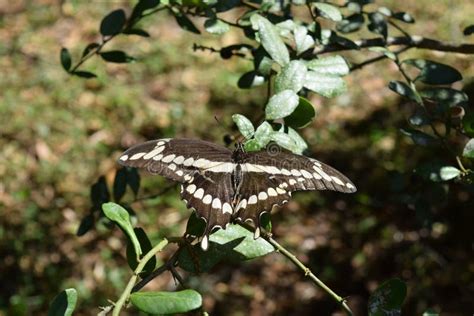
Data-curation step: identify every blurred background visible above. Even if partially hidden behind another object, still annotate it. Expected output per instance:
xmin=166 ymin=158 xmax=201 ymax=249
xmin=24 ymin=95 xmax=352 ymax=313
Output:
xmin=0 ymin=0 xmax=473 ymax=315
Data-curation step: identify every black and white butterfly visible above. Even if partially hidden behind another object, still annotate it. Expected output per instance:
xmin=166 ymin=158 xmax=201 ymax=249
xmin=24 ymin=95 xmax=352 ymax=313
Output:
xmin=118 ymin=138 xmax=356 ymax=249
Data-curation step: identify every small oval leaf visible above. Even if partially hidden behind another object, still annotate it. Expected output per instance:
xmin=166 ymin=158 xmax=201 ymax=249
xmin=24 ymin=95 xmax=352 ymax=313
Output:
xmin=403 ymin=59 xmax=462 ymax=85
xmin=274 ymin=60 xmax=307 ymax=93
xmin=178 ymin=224 xmax=274 ymax=272
xmin=265 ymin=90 xmax=299 ymax=120
xmin=113 ymin=168 xmax=128 ymax=201
xmin=285 ymin=97 xmax=316 ymax=129
xmin=100 ymin=9 xmax=126 ymax=36
xmin=388 ymin=80 xmax=421 ymax=104
xmin=232 ymin=114 xmax=255 ymax=139
xmin=314 ymin=3 xmax=342 ymax=22
xmin=251 ymin=14 xmax=290 ymax=66
xmin=72 ymin=71 xmax=97 ymax=79
xmin=368 ymin=12 xmax=387 ymax=39
xmin=102 ymin=202 xmax=142 ymax=257
xmin=48 ymin=288 xmax=77 ymax=316
xmin=100 ymin=51 xmax=135 ymax=63
xmin=174 ymin=11 xmax=200 ymax=34
xmin=254 ymin=121 xmax=273 ymax=147
xmin=306 ymin=55 xmax=349 ymax=76
xmin=463 ymin=138 xmax=474 ymax=158
xmin=439 ymin=166 xmax=461 ymax=180
xmin=336 ymin=14 xmax=365 ymax=33
xmin=304 ymin=71 xmax=347 ymax=98
xmin=393 ymin=12 xmax=415 ymax=23
xmin=130 ymin=290 xmax=202 ymax=314
xmin=368 ymin=278 xmax=407 ymax=316
xmin=204 ymin=18 xmax=230 ymax=35
xmin=60 ymin=48 xmax=72 ymax=72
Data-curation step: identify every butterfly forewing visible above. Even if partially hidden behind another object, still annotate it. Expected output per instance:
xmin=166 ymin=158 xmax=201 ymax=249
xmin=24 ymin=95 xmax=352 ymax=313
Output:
xmin=241 ymin=150 xmax=356 ymax=194
xmin=118 ymin=138 xmax=233 ymax=183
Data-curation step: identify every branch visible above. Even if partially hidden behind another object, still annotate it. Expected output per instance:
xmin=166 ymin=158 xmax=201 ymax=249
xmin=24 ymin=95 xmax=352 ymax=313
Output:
xmin=264 ymin=235 xmax=353 ymax=316
xmin=112 ymin=239 xmax=169 ymax=316
xmin=315 ymin=35 xmax=474 ymax=55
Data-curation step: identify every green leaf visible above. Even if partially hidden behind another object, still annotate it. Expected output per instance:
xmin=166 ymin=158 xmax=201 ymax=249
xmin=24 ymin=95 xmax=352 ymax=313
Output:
xmin=294 ymin=25 xmax=315 ymax=55
xmin=369 ymin=46 xmax=396 ymax=60
xmin=204 ymin=18 xmax=230 ymax=34
xmin=48 ymin=288 xmax=77 ymax=316
xmin=304 ymin=71 xmax=347 ymax=98
xmin=393 ymin=12 xmax=415 ymax=23
xmin=100 ymin=51 xmax=135 ymax=63
xmin=127 ymin=168 xmax=140 ymax=196
xmin=336 ymin=14 xmax=364 ymax=33
xmin=408 ymin=107 xmax=431 ymax=127
xmin=102 ymin=202 xmax=142 ymax=257
xmin=253 ymin=47 xmax=274 ymax=75
xmin=251 ymin=14 xmax=290 ymax=66
xmin=464 ymin=24 xmax=474 ymax=36
xmin=60 ymin=48 xmax=72 ymax=72
xmin=306 ymin=55 xmax=349 ymax=76
xmin=72 ymin=71 xmax=97 ymax=79
xmin=244 ymin=139 xmax=262 ymax=152
xmin=388 ymin=80 xmax=421 ymax=104
xmin=403 ymin=59 xmax=462 ymax=85
xmin=288 ymin=127 xmax=308 ymax=154
xmin=81 ymin=43 xmax=100 ymax=58
xmin=368 ymin=278 xmax=407 ymax=316
xmin=113 ymin=168 xmax=128 ymax=201
xmin=131 ymin=0 xmax=161 ymax=21
xmin=419 ymin=88 xmax=468 ymax=106
xmin=100 ymin=9 xmax=126 ymax=36
xmin=237 ymin=71 xmax=265 ymax=89
xmin=270 ymin=132 xmax=298 ymax=153
xmin=400 ymin=128 xmax=440 ymax=147
xmin=185 ymin=211 xmax=206 ymax=237
xmin=463 ymin=113 xmax=474 ymax=137
xmin=439 ymin=166 xmax=461 ymax=180
xmin=254 ymin=122 xmax=273 ymax=147
xmin=178 ymin=224 xmax=274 ymax=272
xmin=123 ymin=28 xmax=150 ymax=37
xmin=232 ymin=114 xmax=255 ymax=139
xmin=274 ymin=60 xmax=307 ymax=93
xmin=76 ymin=213 xmax=94 ymax=236
xmin=368 ymin=12 xmax=387 ymax=39
xmin=174 ymin=11 xmax=200 ymax=34
xmin=313 ymin=3 xmax=342 ymax=22
xmin=423 ymin=308 xmax=439 ymax=316
xmin=130 ymin=290 xmax=202 ymax=314
xmin=90 ymin=176 xmax=109 ymax=209
xmin=126 ymin=228 xmax=156 ymax=275
xmin=285 ymin=97 xmax=316 ymax=129
xmin=265 ymin=90 xmax=299 ymax=120
xmin=463 ymin=138 xmax=474 ymax=158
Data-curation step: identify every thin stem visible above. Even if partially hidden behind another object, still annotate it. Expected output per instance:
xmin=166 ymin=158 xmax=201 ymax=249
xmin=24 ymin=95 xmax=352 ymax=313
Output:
xmin=112 ymin=239 xmax=169 ymax=316
xmin=132 ymin=247 xmax=182 ymax=292
xmin=265 ymin=235 xmax=353 ymax=316
xmin=350 ymin=46 xmax=411 ymax=71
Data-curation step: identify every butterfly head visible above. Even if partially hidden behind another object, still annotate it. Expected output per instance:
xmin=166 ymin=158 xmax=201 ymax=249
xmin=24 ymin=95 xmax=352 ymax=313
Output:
xmin=232 ymin=142 xmax=246 ymax=161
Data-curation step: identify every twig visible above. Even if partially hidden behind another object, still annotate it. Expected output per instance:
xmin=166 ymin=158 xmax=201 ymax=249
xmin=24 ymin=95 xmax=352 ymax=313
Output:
xmin=237 ymin=222 xmax=352 ymax=315
xmin=132 ymin=246 xmax=182 ymax=292
xmin=112 ymin=239 xmax=168 ymax=316
xmin=350 ymin=46 xmax=410 ymax=71
xmin=314 ymin=35 xmax=474 ymax=55
xmin=264 ymin=235 xmax=353 ymax=316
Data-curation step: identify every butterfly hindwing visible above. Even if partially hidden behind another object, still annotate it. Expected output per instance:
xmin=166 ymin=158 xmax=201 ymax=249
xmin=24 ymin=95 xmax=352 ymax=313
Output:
xmin=180 ymin=172 xmax=234 ymax=249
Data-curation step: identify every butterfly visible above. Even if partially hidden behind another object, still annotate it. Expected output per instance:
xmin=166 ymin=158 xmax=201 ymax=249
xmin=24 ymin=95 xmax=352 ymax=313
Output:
xmin=118 ymin=138 xmax=356 ymax=249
